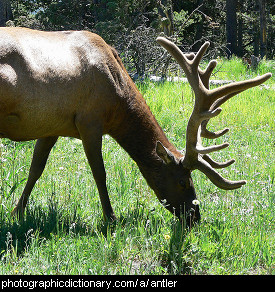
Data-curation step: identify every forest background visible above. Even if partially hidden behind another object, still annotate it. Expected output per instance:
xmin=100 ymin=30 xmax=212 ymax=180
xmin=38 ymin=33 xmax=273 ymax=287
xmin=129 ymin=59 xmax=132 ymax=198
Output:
xmin=0 ymin=0 xmax=274 ymax=77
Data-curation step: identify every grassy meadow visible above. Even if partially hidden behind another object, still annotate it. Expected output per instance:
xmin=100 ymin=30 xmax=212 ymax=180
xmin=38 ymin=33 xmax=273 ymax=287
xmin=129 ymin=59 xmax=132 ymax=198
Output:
xmin=0 ymin=57 xmax=274 ymax=275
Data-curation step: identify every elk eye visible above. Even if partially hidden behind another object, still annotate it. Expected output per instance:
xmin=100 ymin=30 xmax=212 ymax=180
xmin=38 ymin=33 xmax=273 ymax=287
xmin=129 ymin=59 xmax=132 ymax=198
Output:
xmin=179 ymin=179 xmax=186 ymax=187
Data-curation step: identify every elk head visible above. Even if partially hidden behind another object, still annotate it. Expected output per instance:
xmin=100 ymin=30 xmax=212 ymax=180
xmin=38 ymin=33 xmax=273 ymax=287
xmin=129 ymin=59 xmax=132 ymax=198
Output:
xmin=155 ymin=37 xmax=271 ymax=225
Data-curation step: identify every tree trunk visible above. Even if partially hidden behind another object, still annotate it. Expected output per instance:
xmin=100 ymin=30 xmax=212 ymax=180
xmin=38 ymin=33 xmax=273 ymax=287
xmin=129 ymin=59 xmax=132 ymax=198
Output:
xmin=259 ymin=0 xmax=267 ymax=58
xmin=237 ymin=16 xmax=243 ymax=56
xmin=253 ymin=21 xmax=260 ymax=56
xmin=236 ymin=0 xmax=243 ymax=57
xmin=0 ymin=0 xmax=13 ymax=27
xmin=194 ymin=0 xmax=204 ymax=51
xmin=226 ymin=0 xmax=237 ymax=58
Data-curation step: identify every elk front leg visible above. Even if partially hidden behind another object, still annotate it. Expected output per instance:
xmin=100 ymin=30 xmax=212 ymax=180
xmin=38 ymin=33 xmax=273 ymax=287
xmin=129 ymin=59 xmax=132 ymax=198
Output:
xmin=76 ymin=119 xmax=116 ymax=222
xmin=11 ymin=136 xmax=58 ymax=219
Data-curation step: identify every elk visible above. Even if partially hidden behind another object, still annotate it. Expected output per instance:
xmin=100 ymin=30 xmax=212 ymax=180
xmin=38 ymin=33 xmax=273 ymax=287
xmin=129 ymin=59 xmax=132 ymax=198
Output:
xmin=0 ymin=27 xmax=271 ymax=224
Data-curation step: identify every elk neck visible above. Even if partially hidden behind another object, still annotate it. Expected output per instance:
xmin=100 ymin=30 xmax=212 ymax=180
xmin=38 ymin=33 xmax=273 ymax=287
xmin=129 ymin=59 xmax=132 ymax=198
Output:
xmin=106 ymin=79 xmax=182 ymax=188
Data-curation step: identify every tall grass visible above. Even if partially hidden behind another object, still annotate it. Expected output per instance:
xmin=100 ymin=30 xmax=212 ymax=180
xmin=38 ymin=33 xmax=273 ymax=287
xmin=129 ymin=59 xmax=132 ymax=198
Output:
xmin=0 ymin=58 xmax=274 ymax=274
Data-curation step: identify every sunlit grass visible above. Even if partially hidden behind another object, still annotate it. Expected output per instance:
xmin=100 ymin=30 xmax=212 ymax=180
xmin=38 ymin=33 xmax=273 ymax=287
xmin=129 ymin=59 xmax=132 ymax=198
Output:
xmin=0 ymin=58 xmax=274 ymax=274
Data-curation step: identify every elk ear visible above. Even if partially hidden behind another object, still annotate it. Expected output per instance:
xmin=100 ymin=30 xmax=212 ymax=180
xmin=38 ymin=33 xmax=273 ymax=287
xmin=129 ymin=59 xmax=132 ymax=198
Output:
xmin=156 ymin=141 xmax=175 ymax=164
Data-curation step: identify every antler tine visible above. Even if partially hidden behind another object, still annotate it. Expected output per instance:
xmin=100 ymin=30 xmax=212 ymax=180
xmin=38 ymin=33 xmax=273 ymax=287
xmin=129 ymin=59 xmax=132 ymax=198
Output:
xmin=209 ymin=73 xmax=272 ymax=104
xmin=157 ymin=37 xmax=272 ymax=190
xmin=196 ymin=157 xmax=246 ymax=190
xmin=156 ymin=37 xmax=191 ymax=75
xmin=199 ymin=60 xmax=218 ymax=89
xmin=156 ymin=37 xmax=210 ymax=90
xmin=200 ymin=90 xmax=241 ymax=139
xmin=201 ymin=120 xmax=229 ymax=139
xmin=192 ymin=41 xmax=210 ymax=69
xmin=200 ymin=74 xmax=271 ymax=139
xmin=202 ymin=154 xmax=235 ymax=169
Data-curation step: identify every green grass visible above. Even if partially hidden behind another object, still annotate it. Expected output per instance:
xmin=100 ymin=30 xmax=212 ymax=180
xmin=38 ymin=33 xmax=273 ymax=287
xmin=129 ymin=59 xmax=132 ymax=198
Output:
xmin=0 ymin=58 xmax=274 ymax=275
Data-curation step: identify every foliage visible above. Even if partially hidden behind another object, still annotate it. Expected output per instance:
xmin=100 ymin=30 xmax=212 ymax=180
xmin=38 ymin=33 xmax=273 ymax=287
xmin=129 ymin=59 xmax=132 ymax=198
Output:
xmin=5 ymin=0 xmax=274 ymax=76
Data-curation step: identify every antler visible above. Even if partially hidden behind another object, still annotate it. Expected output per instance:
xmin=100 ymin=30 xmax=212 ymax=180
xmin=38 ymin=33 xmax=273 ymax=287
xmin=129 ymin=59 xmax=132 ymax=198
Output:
xmin=157 ymin=37 xmax=272 ymax=190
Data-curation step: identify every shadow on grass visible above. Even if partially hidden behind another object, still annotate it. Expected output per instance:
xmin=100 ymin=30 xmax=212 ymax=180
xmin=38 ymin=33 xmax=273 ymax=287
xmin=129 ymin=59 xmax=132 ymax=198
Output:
xmin=0 ymin=200 xmax=104 ymax=258
xmin=0 ymin=200 xmax=194 ymax=275
xmin=163 ymin=220 xmax=194 ymax=274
